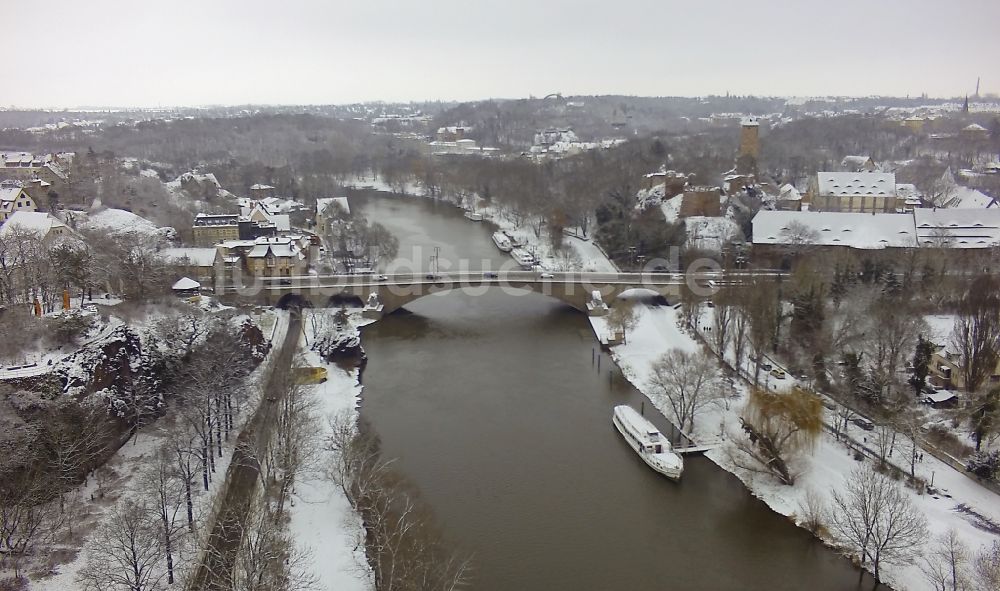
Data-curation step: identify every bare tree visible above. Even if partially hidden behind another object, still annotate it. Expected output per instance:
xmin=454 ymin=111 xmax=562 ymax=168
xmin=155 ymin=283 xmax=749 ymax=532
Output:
xmin=648 ymin=348 xmax=724 ymax=435
xmin=606 ymin=300 xmax=638 ymax=344
xmin=779 ymin=220 xmax=820 ymax=259
xmin=796 ymin=487 xmax=827 ymax=536
xmin=42 ymin=401 xmax=110 ymax=516
xmin=865 ymin=296 xmax=924 ymax=403
xmin=952 ymin=276 xmax=1000 ymax=399
xmin=324 ymin=414 xmax=472 ymax=591
xmin=732 ymin=387 xmax=822 ymax=485
xmin=896 ymin=410 xmax=926 ymax=480
xmin=744 ymin=278 xmax=779 ymax=387
xmin=712 ymin=288 xmax=734 ymax=355
xmin=874 ymin=423 xmax=897 ymax=469
xmin=922 ymin=528 xmax=971 ymax=591
xmin=167 ymin=427 xmax=202 ymax=530
xmin=229 ymin=494 xmax=317 ymax=591
xmin=731 ymin=310 xmax=749 ymax=376
xmin=832 ymin=404 xmax=857 ymax=442
xmin=140 ymin=445 xmax=188 ymax=585
xmin=78 ymin=498 xmax=165 ymax=591
xmin=0 ymin=467 xmax=61 ymax=578
xmin=829 ymin=464 xmax=928 ymax=584
xmin=975 ymin=540 xmax=1000 ymax=591
xmin=270 ymin=381 xmax=320 ymax=518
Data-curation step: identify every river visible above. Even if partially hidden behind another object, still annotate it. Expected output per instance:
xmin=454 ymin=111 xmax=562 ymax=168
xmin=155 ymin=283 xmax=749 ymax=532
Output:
xmin=353 ymin=191 xmax=878 ymax=590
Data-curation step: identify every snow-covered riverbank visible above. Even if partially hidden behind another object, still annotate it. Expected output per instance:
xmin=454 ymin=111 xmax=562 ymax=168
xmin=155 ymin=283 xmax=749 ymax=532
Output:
xmin=591 ymin=303 xmax=1000 ymax=591
xmin=288 ymin=310 xmax=375 ymax=591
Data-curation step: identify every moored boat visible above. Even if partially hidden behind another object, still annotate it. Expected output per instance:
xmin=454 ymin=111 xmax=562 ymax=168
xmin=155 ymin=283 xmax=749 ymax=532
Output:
xmin=510 ymin=248 xmax=536 ymax=269
xmin=492 ymin=231 xmax=513 ymax=252
xmin=503 ymin=229 xmax=525 ymax=247
xmin=612 ymin=405 xmax=683 ymax=480
xmin=464 ymin=211 xmax=484 ymax=221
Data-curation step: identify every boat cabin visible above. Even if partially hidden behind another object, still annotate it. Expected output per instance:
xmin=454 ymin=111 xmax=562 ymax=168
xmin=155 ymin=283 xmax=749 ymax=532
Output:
xmin=643 ymin=430 xmax=665 ymax=454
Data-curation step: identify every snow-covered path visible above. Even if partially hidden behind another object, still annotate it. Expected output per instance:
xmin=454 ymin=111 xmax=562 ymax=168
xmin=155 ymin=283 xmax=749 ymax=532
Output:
xmin=287 ymin=311 xmax=374 ymax=591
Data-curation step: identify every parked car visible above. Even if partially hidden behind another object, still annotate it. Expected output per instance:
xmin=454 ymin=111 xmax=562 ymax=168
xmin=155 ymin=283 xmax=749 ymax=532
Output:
xmin=425 ymin=273 xmax=440 ymax=280
xmin=278 ymin=279 xmax=292 ymax=286
xmin=375 ymin=274 xmax=388 ymax=281
xmin=770 ymin=368 xmax=786 ymax=379
xmin=483 ymin=272 xmax=499 ymax=279
xmin=761 ymin=363 xmax=773 ymax=371
xmin=852 ymin=418 xmax=875 ymax=431
xmin=539 ymin=272 xmax=554 ymax=279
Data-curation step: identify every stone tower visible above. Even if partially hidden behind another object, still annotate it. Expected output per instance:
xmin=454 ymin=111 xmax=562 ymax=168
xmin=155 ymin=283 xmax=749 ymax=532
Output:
xmin=736 ymin=116 xmax=759 ymax=176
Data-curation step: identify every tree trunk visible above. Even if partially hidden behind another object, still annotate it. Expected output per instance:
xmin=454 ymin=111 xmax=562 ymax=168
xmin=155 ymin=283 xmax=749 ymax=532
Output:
xmin=185 ymin=479 xmax=194 ymax=530
xmin=202 ymin=445 xmax=210 ymax=490
xmin=162 ymin=513 xmax=174 ymax=584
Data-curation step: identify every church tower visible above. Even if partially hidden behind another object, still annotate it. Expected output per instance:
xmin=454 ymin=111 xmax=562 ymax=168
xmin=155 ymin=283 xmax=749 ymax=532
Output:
xmin=736 ymin=117 xmax=759 ymax=176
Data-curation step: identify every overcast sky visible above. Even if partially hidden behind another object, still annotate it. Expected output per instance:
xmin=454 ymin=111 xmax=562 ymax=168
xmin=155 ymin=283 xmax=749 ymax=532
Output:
xmin=7 ymin=0 xmax=999 ymax=108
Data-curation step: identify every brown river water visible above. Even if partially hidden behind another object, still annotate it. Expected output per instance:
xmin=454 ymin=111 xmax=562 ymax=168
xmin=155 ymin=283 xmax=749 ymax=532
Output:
xmin=354 ymin=192 xmax=880 ymax=590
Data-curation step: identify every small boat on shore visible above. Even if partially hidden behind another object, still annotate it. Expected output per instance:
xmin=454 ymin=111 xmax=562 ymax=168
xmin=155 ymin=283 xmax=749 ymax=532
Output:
xmin=464 ymin=211 xmax=484 ymax=221
xmin=492 ymin=231 xmax=513 ymax=252
xmin=503 ymin=229 xmax=525 ymax=247
xmin=612 ymin=405 xmax=683 ymax=481
xmin=510 ymin=248 xmax=536 ymax=269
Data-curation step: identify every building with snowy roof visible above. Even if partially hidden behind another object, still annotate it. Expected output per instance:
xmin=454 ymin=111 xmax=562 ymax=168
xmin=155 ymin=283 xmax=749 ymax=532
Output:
xmin=961 ymin=123 xmax=989 ymax=141
xmin=193 ymin=213 xmax=241 ymax=246
xmin=162 ymin=247 xmax=222 ymax=283
xmin=250 ymin=183 xmax=276 ymax=199
xmin=0 ymin=187 xmax=37 ymax=223
xmin=753 ymin=210 xmax=917 ymax=251
xmin=0 ymin=152 xmax=69 ymax=192
xmin=840 ymin=155 xmax=876 ymax=172
xmin=436 ymin=126 xmax=470 ymax=142
xmin=912 ymin=208 xmax=1000 ymax=248
xmin=245 ymin=236 xmax=308 ymax=278
xmin=942 ymin=185 xmax=997 ymax=209
xmin=0 ymin=210 xmax=71 ymax=242
xmin=775 ymin=184 xmax=802 ymax=211
xmin=807 ymin=172 xmax=897 ymax=213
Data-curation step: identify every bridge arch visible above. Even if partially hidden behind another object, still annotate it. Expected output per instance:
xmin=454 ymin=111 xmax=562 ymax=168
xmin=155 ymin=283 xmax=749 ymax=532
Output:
xmin=327 ymin=293 xmax=366 ymax=308
xmin=276 ymin=293 xmax=314 ymax=310
xmin=613 ymin=287 xmax=673 ymax=306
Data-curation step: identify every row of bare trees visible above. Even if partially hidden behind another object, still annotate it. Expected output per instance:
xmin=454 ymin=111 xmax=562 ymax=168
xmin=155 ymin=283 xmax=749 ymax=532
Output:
xmin=0 ymin=224 xmax=172 ymax=311
xmin=65 ymin=314 xmax=263 ymax=591
xmin=327 ymin=412 xmax=471 ymax=591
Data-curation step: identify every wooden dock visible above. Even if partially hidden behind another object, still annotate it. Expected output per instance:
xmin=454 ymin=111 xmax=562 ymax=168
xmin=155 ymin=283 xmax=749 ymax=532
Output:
xmin=674 ymin=440 xmax=723 ymax=455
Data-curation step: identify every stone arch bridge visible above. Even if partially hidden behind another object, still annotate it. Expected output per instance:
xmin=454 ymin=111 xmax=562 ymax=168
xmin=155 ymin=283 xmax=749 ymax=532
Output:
xmin=217 ymin=270 xmax=781 ymax=315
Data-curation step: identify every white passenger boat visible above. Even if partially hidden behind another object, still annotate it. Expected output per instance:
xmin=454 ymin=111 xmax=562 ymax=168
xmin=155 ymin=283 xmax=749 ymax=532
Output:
xmin=503 ymin=229 xmax=525 ymax=247
xmin=612 ymin=405 xmax=683 ymax=481
xmin=464 ymin=211 xmax=484 ymax=221
xmin=510 ymin=248 xmax=536 ymax=269
xmin=492 ymin=231 xmax=513 ymax=252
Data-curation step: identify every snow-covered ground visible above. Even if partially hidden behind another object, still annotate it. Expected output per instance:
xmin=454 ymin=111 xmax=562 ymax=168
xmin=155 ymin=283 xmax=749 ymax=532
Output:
xmin=288 ymin=310 xmax=374 ymax=591
xmin=81 ymin=207 xmax=166 ymax=237
xmin=593 ymin=302 xmax=1000 ymax=591
xmin=28 ymin=311 xmax=288 ymax=590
